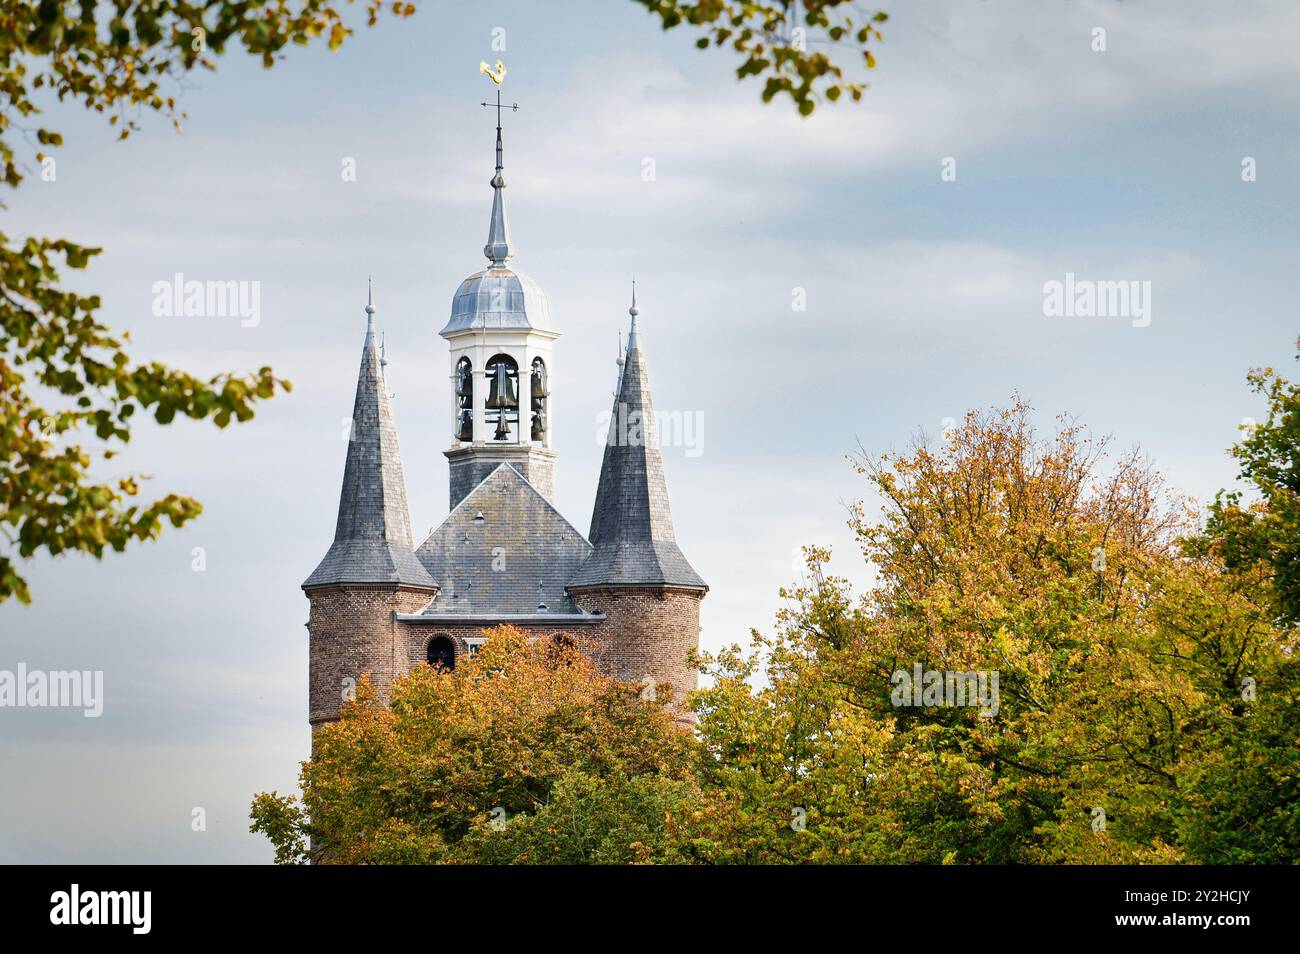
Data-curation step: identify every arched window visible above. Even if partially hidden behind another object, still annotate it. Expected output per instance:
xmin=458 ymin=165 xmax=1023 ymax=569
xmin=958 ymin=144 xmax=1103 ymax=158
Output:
xmin=484 ymin=353 xmax=519 ymax=442
xmin=426 ymin=636 xmax=456 ymax=671
xmin=530 ymin=357 xmax=548 ymax=443
xmin=454 ymin=357 xmax=473 ymax=442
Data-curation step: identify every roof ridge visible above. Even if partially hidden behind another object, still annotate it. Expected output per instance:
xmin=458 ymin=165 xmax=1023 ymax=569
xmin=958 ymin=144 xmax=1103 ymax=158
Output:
xmin=418 ymin=461 xmax=591 ymax=552
xmin=414 ymin=462 xmax=594 ymax=616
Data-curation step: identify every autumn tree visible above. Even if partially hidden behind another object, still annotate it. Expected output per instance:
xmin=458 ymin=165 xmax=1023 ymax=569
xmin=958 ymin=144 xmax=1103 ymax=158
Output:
xmin=1173 ymin=343 xmax=1300 ymax=861
xmin=693 ymin=398 xmax=1298 ymax=864
xmin=250 ymin=626 xmax=700 ymax=864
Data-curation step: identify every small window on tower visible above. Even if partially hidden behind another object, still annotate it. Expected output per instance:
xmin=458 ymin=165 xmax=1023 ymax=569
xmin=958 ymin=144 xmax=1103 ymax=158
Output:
xmin=484 ymin=353 xmax=519 ymax=442
xmin=530 ymin=357 xmax=548 ymax=443
xmin=455 ymin=358 xmax=473 ymax=442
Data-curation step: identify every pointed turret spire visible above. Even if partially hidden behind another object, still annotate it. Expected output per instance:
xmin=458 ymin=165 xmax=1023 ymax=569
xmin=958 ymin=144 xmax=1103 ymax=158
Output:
xmin=483 ymin=89 xmax=515 ymax=268
xmin=569 ymin=291 xmax=706 ymax=590
xmin=304 ymin=284 xmax=435 ymax=590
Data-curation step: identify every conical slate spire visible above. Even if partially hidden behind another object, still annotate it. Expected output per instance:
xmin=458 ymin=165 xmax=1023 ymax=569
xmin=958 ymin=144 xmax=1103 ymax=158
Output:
xmin=569 ymin=292 xmax=706 ymax=590
xmin=304 ymin=286 xmax=435 ymax=590
xmin=483 ymin=106 xmax=514 ymax=268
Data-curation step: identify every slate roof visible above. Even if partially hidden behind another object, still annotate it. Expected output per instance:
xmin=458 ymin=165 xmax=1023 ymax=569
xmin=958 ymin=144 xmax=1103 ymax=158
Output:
xmin=415 ymin=464 xmax=594 ymax=616
xmin=568 ymin=312 xmax=707 ymax=591
xmin=304 ymin=306 xmax=435 ymax=590
xmin=441 ymin=266 xmax=554 ymax=336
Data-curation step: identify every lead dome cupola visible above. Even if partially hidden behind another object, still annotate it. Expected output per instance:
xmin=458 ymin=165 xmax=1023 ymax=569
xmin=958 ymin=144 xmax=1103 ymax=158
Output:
xmin=442 ymin=267 xmax=552 ymax=335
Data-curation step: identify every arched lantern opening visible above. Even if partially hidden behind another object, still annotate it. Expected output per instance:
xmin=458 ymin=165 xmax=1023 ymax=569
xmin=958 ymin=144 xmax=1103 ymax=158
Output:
xmin=530 ymin=357 xmax=548 ymax=443
xmin=484 ymin=353 xmax=519 ymax=441
xmin=454 ymin=357 xmax=473 ymax=442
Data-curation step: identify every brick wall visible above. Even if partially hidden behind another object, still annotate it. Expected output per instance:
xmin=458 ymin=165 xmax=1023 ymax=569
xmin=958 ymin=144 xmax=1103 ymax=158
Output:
xmin=569 ymin=586 xmax=702 ymax=705
xmin=307 ymin=586 xmax=702 ymax=727
xmin=304 ymin=584 xmax=434 ymax=726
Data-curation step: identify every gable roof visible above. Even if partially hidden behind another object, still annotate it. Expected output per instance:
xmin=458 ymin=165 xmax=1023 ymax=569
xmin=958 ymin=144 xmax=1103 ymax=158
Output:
xmin=414 ymin=464 xmax=593 ymax=616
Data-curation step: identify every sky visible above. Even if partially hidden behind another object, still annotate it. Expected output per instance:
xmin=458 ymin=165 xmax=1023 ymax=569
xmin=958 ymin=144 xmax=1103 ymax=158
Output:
xmin=1 ymin=0 xmax=1297 ymax=863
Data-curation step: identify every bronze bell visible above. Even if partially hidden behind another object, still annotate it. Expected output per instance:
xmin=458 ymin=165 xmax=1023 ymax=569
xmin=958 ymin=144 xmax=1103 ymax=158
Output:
xmin=531 ymin=409 xmax=545 ymax=442
xmin=455 ymin=410 xmax=472 ymax=442
xmin=530 ymin=367 xmax=549 ymax=409
xmin=486 ymin=362 xmax=516 ymax=409
xmin=456 ymin=363 xmax=473 ymax=398
xmin=493 ymin=411 xmax=511 ymax=441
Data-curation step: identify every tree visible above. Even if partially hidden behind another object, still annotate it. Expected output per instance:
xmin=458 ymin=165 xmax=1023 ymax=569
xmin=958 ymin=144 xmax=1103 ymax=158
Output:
xmin=250 ymin=626 xmax=699 ymax=864
xmin=1195 ymin=341 xmax=1300 ymax=625
xmin=636 ymin=0 xmax=888 ymax=115
xmin=0 ymin=2 xmax=424 ymax=602
xmin=692 ymin=399 xmax=1299 ymax=864
xmin=2 ymin=2 xmax=883 ymax=604
xmin=1174 ymin=343 xmax=1300 ymax=861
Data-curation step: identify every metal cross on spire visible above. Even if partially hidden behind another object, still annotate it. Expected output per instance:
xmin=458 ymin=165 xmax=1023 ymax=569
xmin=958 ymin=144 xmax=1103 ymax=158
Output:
xmin=479 ymin=59 xmax=518 ymax=174
xmin=481 ymin=86 xmax=519 ymax=132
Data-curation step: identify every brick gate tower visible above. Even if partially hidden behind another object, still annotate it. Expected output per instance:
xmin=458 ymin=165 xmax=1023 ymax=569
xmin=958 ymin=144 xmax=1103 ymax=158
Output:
xmin=303 ymin=76 xmax=706 ymax=728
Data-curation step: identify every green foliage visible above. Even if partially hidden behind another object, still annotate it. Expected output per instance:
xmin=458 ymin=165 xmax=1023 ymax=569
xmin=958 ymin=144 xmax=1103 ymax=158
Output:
xmin=1196 ymin=341 xmax=1300 ymax=625
xmin=459 ymin=770 xmax=700 ymax=864
xmin=0 ymin=2 xmax=422 ymax=602
xmin=1173 ymin=342 xmax=1300 ymax=859
xmin=248 ymin=791 xmax=311 ymax=865
xmin=1174 ymin=682 xmax=1300 ymax=863
xmin=0 ymin=233 xmax=288 ymax=602
xmin=633 ymin=0 xmax=887 ymax=115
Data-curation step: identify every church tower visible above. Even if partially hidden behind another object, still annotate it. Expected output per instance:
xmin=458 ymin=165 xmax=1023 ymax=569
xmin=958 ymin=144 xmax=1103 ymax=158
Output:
xmin=303 ymin=71 xmax=708 ymax=730
xmin=302 ymin=286 xmax=436 ymax=728
xmin=568 ymin=290 xmax=708 ymax=707
xmin=440 ymin=90 xmax=559 ymax=509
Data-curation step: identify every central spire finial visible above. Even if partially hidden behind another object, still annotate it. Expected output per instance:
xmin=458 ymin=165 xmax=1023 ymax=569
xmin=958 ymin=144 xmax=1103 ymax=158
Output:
xmin=479 ymin=62 xmax=519 ymax=269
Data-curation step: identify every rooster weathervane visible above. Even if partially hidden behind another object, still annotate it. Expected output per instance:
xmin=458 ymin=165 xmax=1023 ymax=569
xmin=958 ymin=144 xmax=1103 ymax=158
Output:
xmin=478 ymin=59 xmax=518 ymax=132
